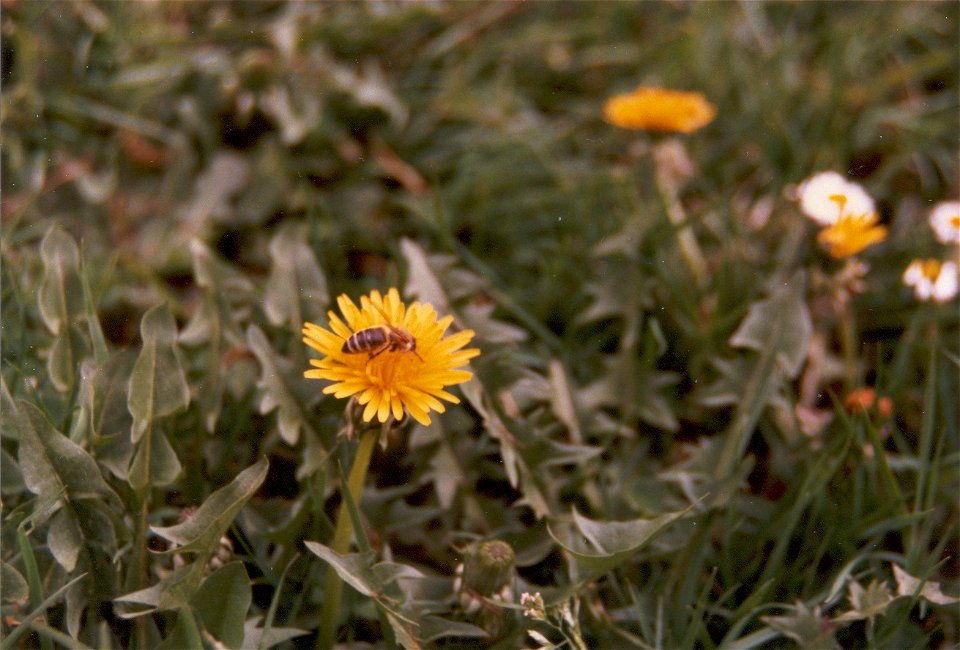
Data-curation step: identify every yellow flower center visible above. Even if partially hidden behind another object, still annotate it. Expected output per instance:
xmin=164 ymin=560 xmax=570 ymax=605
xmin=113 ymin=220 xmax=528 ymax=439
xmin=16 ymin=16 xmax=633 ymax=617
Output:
xmin=918 ymin=259 xmax=943 ymax=281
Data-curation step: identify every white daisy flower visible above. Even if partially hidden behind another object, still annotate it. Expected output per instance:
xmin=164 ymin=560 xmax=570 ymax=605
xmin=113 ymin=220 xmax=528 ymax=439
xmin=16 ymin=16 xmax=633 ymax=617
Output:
xmin=928 ymin=201 xmax=960 ymax=245
xmin=903 ymin=259 xmax=958 ymax=303
xmin=798 ymin=171 xmax=875 ymax=225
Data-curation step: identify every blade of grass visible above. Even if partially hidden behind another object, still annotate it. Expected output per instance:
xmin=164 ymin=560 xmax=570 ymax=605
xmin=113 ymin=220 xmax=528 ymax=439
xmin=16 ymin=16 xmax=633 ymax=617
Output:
xmin=16 ymin=504 xmax=59 ymax=650
xmin=258 ymin=556 xmax=298 ymax=650
xmin=758 ymin=430 xmax=852 ymax=587
xmin=908 ymin=328 xmax=938 ymax=569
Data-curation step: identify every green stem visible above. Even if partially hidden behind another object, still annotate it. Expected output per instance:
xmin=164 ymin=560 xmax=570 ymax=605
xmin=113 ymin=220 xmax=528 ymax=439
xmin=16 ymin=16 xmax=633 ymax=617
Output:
xmin=839 ymin=302 xmax=858 ymax=391
xmin=654 ymin=163 xmax=707 ymax=289
xmin=317 ymin=428 xmax=377 ymax=649
xmin=127 ymin=488 xmax=151 ymax=648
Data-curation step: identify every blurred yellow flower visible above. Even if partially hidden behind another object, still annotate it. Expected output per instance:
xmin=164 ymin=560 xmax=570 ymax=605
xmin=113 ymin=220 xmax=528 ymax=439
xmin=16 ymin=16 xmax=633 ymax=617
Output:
xmin=903 ymin=259 xmax=958 ymax=303
xmin=928 ymin=200 xmax=960 ymax=245
xmin=303 ymin=288 xmax=479 ymax=426
xmin=816 ymin=209 xmax=887 ymax=258
xmin=603 ymin=86 xmax=716 ymax=133
xmin=797 ymin=171 xmax=875 ymax=226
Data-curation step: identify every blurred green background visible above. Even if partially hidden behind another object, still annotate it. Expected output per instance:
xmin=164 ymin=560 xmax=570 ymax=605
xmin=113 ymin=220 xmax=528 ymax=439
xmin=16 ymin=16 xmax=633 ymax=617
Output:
xmin=2 ymin=2 xmax=958 ymax=648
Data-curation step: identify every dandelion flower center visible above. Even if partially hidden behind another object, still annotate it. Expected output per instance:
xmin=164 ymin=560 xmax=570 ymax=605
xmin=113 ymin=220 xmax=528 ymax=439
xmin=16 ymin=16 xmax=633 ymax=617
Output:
xmin=303 ymin=288 xmax=480 ymax=426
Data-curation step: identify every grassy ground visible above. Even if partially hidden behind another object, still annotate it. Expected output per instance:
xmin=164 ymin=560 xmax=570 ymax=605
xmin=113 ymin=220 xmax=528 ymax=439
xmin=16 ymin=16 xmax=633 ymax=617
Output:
xmin=2 ymin=2 xmax=958 ymax=648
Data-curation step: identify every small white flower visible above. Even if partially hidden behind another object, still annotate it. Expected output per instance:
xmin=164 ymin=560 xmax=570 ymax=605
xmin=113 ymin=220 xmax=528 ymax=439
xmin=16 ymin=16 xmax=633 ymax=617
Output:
xmin=903 ymin=259 xmax=959 ymax=303
xmin=798 ymin=171 xmax=875 ymax=225
xmin=521 ymin=591 xmax=545 ymax=619
xmin=928 ymin=201 xmax=960 ymax=245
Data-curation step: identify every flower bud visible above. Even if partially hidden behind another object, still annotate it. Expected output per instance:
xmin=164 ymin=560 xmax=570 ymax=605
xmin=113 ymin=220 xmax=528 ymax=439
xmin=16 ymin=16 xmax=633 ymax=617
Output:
xmin=462 ymin=540 xmax=515 ymax=598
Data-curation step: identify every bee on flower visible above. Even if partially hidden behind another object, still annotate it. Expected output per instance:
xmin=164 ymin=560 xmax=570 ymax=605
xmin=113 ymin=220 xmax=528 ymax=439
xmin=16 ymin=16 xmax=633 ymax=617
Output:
xmin=928 ymin=200 xmax=960 ymax=245
xmin=302 ymin=288 xmax=479 ymax=426
xmin=902 ymin=259 xmax=959 ymax=303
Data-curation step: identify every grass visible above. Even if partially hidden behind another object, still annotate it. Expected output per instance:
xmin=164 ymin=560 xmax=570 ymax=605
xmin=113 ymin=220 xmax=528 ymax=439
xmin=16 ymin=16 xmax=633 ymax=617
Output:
xmin=1 ymin=2 xmax=958 ymax=648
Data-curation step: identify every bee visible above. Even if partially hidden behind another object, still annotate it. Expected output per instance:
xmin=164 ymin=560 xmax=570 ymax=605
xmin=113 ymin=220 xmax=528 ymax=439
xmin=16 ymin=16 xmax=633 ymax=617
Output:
xmin=342 ymin=304 xmax=423 ymax=361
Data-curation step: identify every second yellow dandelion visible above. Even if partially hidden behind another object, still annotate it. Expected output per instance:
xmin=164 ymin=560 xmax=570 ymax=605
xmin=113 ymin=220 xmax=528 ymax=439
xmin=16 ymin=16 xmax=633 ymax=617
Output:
xmin=603 ymin=86 xmax=716 ymax=134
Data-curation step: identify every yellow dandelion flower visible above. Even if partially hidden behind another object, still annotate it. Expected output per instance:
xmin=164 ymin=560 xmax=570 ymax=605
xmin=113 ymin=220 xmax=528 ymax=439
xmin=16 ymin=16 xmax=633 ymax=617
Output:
xmin=603 ymin=86 xmax=716 ymax=134
xmin=903 ymin=259 xmax=958 ymax=303
xmin=928 ymin=200 xmax=960 ymax=245
xmin=816 ymin=209 xmax=887 ymax=258
xmin=303 ymin=288 xmax=479 ymax=426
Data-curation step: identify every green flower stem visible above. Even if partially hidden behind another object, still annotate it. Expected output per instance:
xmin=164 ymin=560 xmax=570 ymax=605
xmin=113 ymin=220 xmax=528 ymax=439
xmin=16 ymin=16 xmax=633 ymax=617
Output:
xmin=127 ymin=488 xmax=151 ymax=649
xmin=318 ymin=427 xmax=377 ymax=649
xmin=839 ymin=301 xmax=858 ymax=391
xmin=654 ymin=163 xmax=707 ymax=289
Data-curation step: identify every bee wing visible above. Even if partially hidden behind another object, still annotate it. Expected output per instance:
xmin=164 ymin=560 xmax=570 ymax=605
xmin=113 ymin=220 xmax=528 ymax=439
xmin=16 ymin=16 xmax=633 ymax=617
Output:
xmin=371 ymin=301 xmax=393 ymax=324
xmin=371 ymin=302 xmax=412 ymax=340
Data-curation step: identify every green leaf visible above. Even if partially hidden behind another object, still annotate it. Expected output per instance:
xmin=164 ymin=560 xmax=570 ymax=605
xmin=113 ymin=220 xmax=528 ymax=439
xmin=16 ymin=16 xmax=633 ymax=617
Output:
xmin=81 ymin=351 xmax=135 ymax=439
xmin=1 ymin=446 xmax=24 ymax=495
xmin=547 ymin=506 xmax=694 ymax=575
xmin=14 ymin=400 xmax=118 ymax=504
xmin=400 ymin=238 xmax=452 ymax=315
xmin=264 ymin=221 xmax=329 ymax=328
xmin=892 ymin=564 xmax=960 ymax=606
xmin=186 ymin=238 xmax=252 ymax=346
xmin=183 ymin=239 xmax=256 ymax=431
xmin=127 ymin=303 xmax=190 ymax=443
xmin=247 ymin=324 xmax=310 ymax=445
xmin=833 ymin=579 xmax=895 ymax=624
xmin=0 ymin=561 xmax=29 ymax=605
xmin=411 ymin=421 xmax=464 ymax=510
xmin=79 ymin=249 xmax=111 ymax=365
xmin=47 ymin=507 xmax=83 ymax=572
xmin=304 ymin=542 xmax=422 ymax=602
xmin=115 ymin=562 xmax=204 ymax=617
xmin=761 ymin=601 xmax=835 ymax=649
xmin=10 ymin=399 xmax=120 ymax=570
xmin=157 ymin=611 xmax=203 ymax=650
xmin=192 ymin=562 xmax=251 ymax=650
xmin=46 ymin=326 xmax=84 ymax=394
xmin=37 ymin=225 xmax=82 ymax=336
xmin=242 ymin=616 xmax=308 ymax=650
xmin=729 ymin=272 xmax=811 ymax=379
xmin=128 ymin=427 xmax=182 ymax=489
xmin=180 ymin=294 xmax=225 ymax=432
xmin=81 ymin=352 xmax=136 ymax=479
xmin=151 ymin=457 xmax=268 ymax=556
xmin=0 ymin=573 xmax=88 ymax=650
xmin=418 ymin=615 xmax=488 ymax=643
